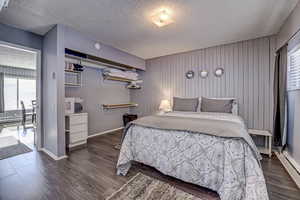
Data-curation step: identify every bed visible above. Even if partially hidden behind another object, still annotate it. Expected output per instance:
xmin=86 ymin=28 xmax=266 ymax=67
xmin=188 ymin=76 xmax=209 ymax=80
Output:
xmin=116 ymin=111 xmax=269 ymax=200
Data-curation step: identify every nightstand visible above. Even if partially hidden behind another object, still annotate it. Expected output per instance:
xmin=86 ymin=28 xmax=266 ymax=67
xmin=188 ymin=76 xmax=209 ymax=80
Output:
xmin=248 ymin=129 xmax=272 ymax=157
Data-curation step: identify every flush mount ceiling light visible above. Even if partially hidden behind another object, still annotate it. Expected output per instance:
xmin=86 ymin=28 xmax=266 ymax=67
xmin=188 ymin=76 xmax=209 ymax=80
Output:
xmin=151 ymin=8 xmax=174 ymax=27
xmin=0 ymin=0 xmax=9 ymax=12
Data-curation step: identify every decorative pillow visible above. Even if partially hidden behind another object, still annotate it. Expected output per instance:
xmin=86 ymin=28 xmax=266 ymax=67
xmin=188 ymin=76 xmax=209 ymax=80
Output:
xmin=173 ymin=97 xmax=199 ymax=112
xmin=200 ymin=97 xmax=233 ymax=113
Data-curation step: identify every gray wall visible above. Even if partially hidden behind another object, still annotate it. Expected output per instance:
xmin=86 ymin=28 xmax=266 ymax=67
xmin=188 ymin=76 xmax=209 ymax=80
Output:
xmin=42 ymin=25 xmax=66 ymax=157
xmin=57 ymin=25 xmax=67 ymax=157
xmin=277 ymin=1 xmax=300 ymax=49
xmin=131 ymin=36 xmax=276 ymax=132
xmin=65 ymin=67 xmax=129 ymax=135
xmin=0 ymin=23 xmax=42 ymax=50
xmin=42 ymin=26 xmax=59 ymax=156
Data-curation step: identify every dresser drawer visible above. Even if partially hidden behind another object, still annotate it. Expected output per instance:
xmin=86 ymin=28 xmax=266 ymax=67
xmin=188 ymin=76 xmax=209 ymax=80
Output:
xmin=69 ymin=132 xmax=87 ymax=144
xmin=70 ymin=114 xmax=88 ymax=125
xmin=69 ymin=124 xmax=87 ymax=134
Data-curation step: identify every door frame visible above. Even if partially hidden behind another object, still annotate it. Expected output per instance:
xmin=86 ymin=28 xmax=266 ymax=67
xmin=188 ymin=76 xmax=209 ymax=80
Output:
xmin=0 ymin=40 xmax=42 ymax=150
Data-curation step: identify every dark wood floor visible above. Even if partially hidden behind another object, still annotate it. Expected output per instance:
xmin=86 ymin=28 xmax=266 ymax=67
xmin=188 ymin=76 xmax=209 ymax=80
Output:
xmin=0 ymin=130 xmax=300 ymax=200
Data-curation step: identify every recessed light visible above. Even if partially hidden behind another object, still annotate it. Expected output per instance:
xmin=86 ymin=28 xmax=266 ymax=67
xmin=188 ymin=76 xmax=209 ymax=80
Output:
xmin=152 ymin=8 xmax=174 ymax=27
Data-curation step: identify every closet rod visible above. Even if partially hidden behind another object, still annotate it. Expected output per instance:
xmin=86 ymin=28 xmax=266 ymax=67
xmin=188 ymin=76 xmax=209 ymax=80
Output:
xmin=102 ymin=103 xmax=138 ymax=109
xmin=65 ymin=48 xmax=141 ymax=71
xmin=65 ymin=54 xmax=126 ymax=71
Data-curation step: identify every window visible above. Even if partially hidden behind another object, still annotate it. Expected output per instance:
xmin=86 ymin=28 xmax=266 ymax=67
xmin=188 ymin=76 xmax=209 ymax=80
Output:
xmin=4 ymin=76 xmax=36 ymax=111
xmin=4 ymin=77 xmax=18 ymax=111
xmin=288 ymin=46 xmax=300 ymax=91
xmin=19 ymin=79 xmax=36 ymax=108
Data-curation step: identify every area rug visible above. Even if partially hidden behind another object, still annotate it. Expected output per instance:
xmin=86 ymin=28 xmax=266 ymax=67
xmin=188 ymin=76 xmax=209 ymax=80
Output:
xmin=106 ymin=173 xmax=202 ymax=200
xmin=0 ymin=136 xmax=32 ymax=160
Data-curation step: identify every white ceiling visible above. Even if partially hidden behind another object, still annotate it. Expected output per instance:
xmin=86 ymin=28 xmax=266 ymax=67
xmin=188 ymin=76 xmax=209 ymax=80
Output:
xmin=0 ymin=0 xmax=298 ymax=59
xmin=0 ymin=45 xmax=36 ymax=70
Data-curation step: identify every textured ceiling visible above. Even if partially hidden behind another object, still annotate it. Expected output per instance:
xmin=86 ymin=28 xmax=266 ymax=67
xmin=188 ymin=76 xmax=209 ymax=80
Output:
xmin=0 ymin=0 xmax=298 ymax=59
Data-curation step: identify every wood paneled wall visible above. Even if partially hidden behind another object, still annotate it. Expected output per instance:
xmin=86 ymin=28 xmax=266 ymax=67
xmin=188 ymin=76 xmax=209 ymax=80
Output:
xmin=131 ymin=36 xmax=277 ymax=131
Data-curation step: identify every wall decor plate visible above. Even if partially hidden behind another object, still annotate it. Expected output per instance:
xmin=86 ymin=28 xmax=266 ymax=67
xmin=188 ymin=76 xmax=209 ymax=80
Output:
xmin=199 ymin=70 xmax=209 ymax=78
xmin=185 ymin=70 xmax=195 ymax=79
xmin=214 ymin=68 xmax=224 ymax=77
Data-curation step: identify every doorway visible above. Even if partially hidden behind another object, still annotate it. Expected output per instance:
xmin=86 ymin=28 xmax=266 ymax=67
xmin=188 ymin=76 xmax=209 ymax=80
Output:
xmin=0 ymin=41 xmax=41 ymax=159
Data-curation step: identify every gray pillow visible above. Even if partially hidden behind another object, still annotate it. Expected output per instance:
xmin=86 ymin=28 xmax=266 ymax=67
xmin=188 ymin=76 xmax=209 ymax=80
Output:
xmin=173 ymin=97 xmax=199 ymax=112
xmin=201 ymin=97 xmax=233 ymax=113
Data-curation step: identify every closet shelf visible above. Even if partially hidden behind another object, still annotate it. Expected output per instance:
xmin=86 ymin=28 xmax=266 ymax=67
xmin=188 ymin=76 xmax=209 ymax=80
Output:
xmin=102 ymin=103 xmax=138 ymax=109
xmin=65 ymin=83 xmax=81 ymax=87
xmin=65 ymin=69 xmax=81 ymax=74
xmin=103 ymin=74 xmax=136 ymax=83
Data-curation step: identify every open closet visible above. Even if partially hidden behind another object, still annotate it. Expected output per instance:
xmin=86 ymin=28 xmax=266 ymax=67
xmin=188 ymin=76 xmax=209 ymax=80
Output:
xmin=42 ymin=24 xmax=145 ymax=159
xmin=64 ymin=48 xmax=143 ymax=151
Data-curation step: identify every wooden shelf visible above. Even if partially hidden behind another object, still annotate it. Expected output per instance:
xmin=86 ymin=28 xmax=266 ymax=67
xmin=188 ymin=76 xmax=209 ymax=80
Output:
xmin=65 ymin=83 xmax=81 ymax=87
xmin=103 ymin=74 xmax=136 ymax=83
xmin=65 ymin=69 xmax=81 ymax=74
xmin=65 ymin=48 xmax=144 ymax=71
xmin=102 ymin=103 xmax=138 ymax=109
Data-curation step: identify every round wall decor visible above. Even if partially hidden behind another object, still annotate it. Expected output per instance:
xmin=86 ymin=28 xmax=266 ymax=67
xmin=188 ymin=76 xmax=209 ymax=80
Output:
xmin=214 ymin=68 xmax=224 ymax=77
xmin=185 ymin=70 xmax=195 ymax=79
xmin=199 ymin=70 xmax=209 ymax=78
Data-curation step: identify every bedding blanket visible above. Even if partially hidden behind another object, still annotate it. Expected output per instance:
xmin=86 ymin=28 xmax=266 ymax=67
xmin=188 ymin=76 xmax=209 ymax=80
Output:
xmin=117 ymin=112 xmax=269 ymax=200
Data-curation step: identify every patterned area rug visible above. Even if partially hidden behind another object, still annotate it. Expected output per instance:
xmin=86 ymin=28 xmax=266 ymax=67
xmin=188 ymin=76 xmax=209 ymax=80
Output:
xmin=0 ymin=136 xmax=32 ymax=160
xmin=106 ymin=173 xmax=202 ymax=200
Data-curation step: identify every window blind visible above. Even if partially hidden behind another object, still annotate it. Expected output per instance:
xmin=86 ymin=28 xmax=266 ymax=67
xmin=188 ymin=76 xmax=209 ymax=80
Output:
xmin=288 ymin=47 xmax=300 ymax=91
xmin=0 ymin=65 xmax=36 ymax=80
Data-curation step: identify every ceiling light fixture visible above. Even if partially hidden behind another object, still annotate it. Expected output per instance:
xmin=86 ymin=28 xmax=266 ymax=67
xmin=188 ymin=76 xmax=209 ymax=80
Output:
xmin=0 ymin=0 xmax=9 ymax=12
xmin=152 ymin=8 xmax=174 ymax=27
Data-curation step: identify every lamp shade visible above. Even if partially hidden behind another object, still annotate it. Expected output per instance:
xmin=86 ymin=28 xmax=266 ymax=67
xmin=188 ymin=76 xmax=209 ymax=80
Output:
xmin=159 ymin=99 xmax=171 ymax=111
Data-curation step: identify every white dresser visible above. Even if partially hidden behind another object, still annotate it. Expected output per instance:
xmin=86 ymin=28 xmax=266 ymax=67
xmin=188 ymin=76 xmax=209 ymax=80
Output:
xmin=65 ymin=113 xmax=88 ymax=148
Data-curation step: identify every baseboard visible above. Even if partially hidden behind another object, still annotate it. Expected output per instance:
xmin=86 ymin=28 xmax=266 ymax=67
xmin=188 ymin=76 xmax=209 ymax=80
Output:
xmin=275 ymin=151 xmax=300 ymax=188
xmin=41 ymin=148 xmax=68 ymax=161
xmin=68 ymin=140 xmax=87 ymax=148
xmin=88 ymin=127 xmax=124 ymax=138
xmin=283 ymin=151 xmax=300 ymax=174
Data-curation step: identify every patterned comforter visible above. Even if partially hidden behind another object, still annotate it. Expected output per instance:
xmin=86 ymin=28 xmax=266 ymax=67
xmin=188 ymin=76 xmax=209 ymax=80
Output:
xmin=117 ymin=112 xmax=269 ymax=200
